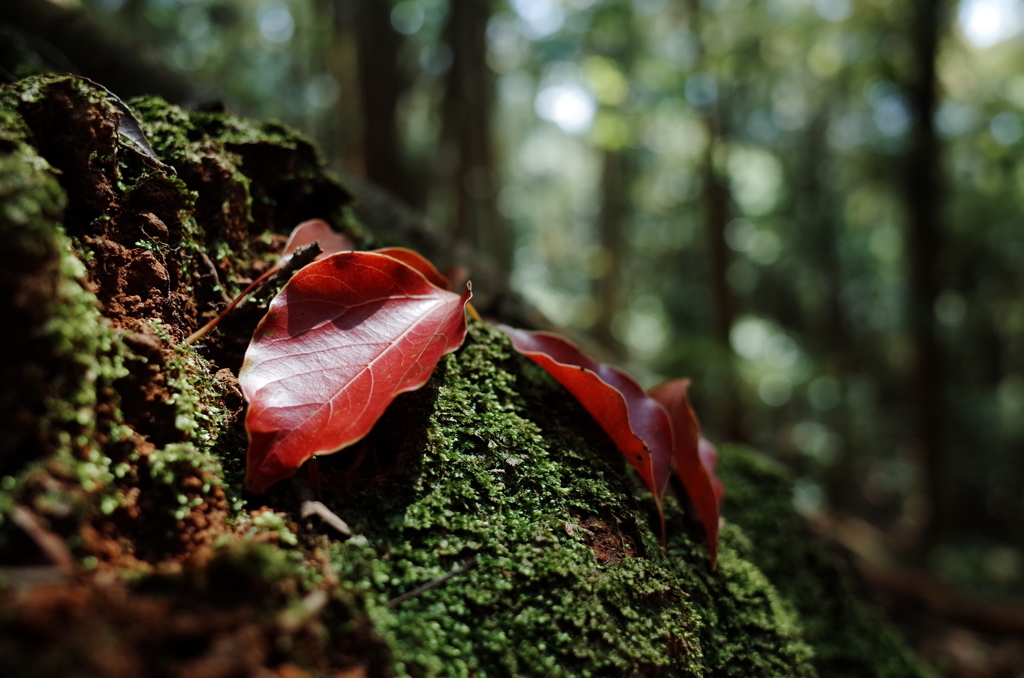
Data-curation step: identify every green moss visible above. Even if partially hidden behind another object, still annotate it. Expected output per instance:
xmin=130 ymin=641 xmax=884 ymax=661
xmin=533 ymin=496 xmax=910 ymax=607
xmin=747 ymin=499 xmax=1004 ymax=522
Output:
xmin=314 ymin=323 xmax=816 ymax=677
xmin=717 ymin=446 xmax=937 ymax=678
xmin=0 ymin=98 xmax=130 ymax=531
xmin=162 ymin=336 xmax=232 ymax=451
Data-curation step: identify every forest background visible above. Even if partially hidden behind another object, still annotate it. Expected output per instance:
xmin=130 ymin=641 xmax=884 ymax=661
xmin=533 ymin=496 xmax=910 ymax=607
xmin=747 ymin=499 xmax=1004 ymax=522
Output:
xmin=16 ymin=0 xmax=1024 ymax=627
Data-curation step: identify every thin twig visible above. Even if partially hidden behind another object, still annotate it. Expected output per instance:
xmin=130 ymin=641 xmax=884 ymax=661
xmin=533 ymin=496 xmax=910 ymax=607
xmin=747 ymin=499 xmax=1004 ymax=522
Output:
xmin=12 ymin=506 xmax=76 ymax=574
xmin=197 ymin=252 xmax=232 ymax=302
xmin=186 ymin=242 xmax=322 ymax=345
xmin=293 ymin=469 xmax=351 ymax=537
xmin=301 ymin=500 xmax=351 ymax=536
xmin=386 ymin=557 xmax=479 ymax=609
xmin=186 ymin=267 xmax=276 ymax=345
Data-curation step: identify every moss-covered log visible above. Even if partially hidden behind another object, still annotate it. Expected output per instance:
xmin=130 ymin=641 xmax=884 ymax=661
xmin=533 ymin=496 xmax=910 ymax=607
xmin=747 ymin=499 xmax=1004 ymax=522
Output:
xmin=0 ymin=74 xmax=934 ymax=678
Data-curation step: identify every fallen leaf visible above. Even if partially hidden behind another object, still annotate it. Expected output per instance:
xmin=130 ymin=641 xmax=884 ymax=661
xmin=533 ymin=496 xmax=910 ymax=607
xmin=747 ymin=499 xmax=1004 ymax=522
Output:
xmin=241 ymin=251 xmax=472 ymax=493
xmin=495 ymin=326 xmax=673 ymax=525
xmin=375 ymin=247 xmax=452 ymax=290
xmin=281 ymin=219 xmax=354 ymax=264
xmin=648 ymin=378 xmax=723 ymax=568
xmin=76 ymin=75 xmax=176 ymax=174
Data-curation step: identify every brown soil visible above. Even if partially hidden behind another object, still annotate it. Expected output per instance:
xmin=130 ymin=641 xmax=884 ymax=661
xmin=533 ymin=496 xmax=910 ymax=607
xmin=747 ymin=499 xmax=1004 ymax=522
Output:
xmin=0 ymin=75 xmax=380 ymax=677
xmin=0 ymin=578 xmax=372 ymax=678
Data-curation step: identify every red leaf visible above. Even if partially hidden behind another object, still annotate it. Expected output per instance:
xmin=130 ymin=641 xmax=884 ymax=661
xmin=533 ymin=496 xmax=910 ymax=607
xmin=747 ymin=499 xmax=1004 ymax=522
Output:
xmin=698 ymin=436 xmax=724 ymax=504
xmin=496 ymin=326 xmax=673 ymax=519
xmin=648 ymin=378 xmax=723 ymax=568
xmin=375 ymin=247 xmax=452 ymax=290
xmin=280 ymin=219 xmax=354 ymax=263
xmin=240 ymin=251 xmax=472 ymax=493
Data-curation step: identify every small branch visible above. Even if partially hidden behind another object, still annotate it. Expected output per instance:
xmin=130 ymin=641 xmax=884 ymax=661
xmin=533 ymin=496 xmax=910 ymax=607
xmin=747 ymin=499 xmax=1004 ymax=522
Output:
xmin=186 ymin=267 xmax=277 ymax=345
xmin=197 ymin=252 xmax=232 ymax=303
xmin=300 ymin=500 xmax=351 ymax=537
xmin=185 ymin=242 xmax=323 ymax=345
xmin=386 ymin=557 xmax=478 ymax=609
xmin=12 ymin=506 xmax=76 ymax=575
xmin=293 ymin=467 xmax=350 ymax=537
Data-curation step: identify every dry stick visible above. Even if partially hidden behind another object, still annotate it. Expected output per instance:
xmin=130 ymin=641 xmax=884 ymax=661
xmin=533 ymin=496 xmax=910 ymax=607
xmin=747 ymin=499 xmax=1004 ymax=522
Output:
xmin=11 ymin=506 xmax=77 ymax=574
xmin=386 ymin=557 xmax=479 ymax=609
xmin=186 ymin=242 xmax=322 ymax=346
xmin=186 ymin=267 xmax=278 ymax=345
xmin=293 ymin=470 xmax=351 ymax=537
xmin=301 ymin=501 xmax=352 ymax=537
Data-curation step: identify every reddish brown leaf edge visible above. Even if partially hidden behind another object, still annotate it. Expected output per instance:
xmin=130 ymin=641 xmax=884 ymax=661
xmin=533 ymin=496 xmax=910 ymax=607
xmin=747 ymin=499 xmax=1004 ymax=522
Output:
xmin=497 ymin=325 xmax=722 ymax=567
xmin=240 ymin=250 xmax=472 ymax=494
xmin=648 ymin=378 xmax=724 ymax=569
xmin=494 ymin=325 xmax=673 ymax=541
xmin=374 ymin=247 xmax=453 ymax=291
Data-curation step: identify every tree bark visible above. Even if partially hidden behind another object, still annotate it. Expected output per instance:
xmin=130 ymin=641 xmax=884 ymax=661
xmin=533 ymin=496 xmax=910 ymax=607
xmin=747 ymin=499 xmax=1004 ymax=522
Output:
xmin=355 ymin=0 xmax=419 ymax=207
xmin=440 ymin=0 xmax=510 ymax=275
xmin=593 ymin=149 xmax=628 ymax=353
xmin=903 ymin=0 xmax=947 ymax=555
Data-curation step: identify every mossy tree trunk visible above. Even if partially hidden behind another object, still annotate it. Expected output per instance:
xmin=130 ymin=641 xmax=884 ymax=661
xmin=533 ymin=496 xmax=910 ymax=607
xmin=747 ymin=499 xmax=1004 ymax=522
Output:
xmin=0 ymin=74 xmax=933 ymax=678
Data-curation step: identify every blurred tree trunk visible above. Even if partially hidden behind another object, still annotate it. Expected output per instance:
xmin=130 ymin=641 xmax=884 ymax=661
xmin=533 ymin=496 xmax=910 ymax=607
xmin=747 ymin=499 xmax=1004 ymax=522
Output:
xmin=590 ymin=2 xmax=635 ymax=356
xmin=1 ymin=0 xmax=195 ymax=102
xmin=593 ymin=148 xmax=627 ymax=354
xmin=354 ymin=0 xmax=421 ymax=208
xmin=685 ymin=0 xmax=745 ymax=443
xmin=440 ymin=0 xmax=510 ymax=275
xmin=325 ymin=0 xmax=364 ymax=176
xmin=903 ymin=0 xmax=948 ymax=556
xmin=803 ymin=112 xmax=860 ymax=511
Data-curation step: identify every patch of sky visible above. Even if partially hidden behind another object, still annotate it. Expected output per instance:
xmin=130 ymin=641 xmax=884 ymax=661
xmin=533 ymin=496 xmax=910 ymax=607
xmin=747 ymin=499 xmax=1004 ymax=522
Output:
xmin=391 ymin=1 xmax=425 ymax=34
xmin=728 ymin=147 xmax=784 ymax=217
xmin=510 ymin=0 xmax=565 ymax=39
xmin=535 ymin=62 xmax=596 ymax=134
xmin=731 ymin=316 xmax=811 ymax=406
xmin=488 ymin=13 xmax=528 ymax=73
xmin=958 ymin=0 xmax=1024 ymax=48
xmin=257 ymin=1 xmax=295 ymax=43
xmin=814 ymin=0 xmax=851 ymax=22
xmin=612 ymin=295 xmax=669 ymax=359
